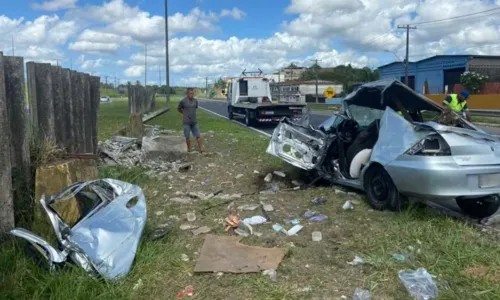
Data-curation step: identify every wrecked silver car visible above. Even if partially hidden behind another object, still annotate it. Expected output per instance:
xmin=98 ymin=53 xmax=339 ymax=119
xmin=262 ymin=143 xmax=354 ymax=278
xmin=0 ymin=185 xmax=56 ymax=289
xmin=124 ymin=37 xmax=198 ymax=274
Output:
xmin=267 ymin=79 xmax=500 ymax=218
xmin=10 ymin=179 xmax=146 ymax=280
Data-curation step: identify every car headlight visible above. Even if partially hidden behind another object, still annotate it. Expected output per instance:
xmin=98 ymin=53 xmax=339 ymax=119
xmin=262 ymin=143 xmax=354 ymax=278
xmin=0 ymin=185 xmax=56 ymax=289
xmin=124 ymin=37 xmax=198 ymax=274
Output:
xmin=406 ymin=134 xmax=451 ymax=156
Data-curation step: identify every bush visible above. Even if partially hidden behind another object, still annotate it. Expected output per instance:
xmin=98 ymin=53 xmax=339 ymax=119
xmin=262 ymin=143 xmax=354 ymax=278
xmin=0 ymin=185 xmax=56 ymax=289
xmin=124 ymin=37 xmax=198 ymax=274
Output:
xmin=460 ymin=71 xmax=489 ymax=94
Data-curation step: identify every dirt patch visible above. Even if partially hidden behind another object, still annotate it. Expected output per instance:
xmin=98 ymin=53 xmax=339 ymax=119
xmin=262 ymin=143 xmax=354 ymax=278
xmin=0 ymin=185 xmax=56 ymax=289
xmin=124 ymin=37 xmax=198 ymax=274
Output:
xmin=464 ymin=265 xmax=500 ymax=284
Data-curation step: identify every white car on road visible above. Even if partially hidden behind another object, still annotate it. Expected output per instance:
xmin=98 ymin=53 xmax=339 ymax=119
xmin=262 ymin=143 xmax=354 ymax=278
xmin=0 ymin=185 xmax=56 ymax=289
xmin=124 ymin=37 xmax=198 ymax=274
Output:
xmin=100 ymin=96 xmax=111 ymax=103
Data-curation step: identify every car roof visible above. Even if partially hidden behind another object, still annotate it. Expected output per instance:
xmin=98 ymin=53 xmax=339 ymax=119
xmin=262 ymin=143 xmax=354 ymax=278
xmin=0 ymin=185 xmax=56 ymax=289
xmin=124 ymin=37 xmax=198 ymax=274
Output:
xmin=344 ymin=79 xmax=442 ymax=112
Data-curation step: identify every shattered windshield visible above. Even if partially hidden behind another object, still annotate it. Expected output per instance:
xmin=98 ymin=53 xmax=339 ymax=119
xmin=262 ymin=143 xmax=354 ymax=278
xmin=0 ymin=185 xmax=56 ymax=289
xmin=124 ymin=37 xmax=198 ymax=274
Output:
xmin=347 ymin=104 xmax=385 ymax=127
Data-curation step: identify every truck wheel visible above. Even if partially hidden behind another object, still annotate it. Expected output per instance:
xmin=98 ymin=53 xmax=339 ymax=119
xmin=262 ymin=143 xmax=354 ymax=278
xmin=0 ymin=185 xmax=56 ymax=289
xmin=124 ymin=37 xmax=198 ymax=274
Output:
xmin=364 ymin=164 xmax=407 ymax=212
xmin=456 ymin=196 xmax=500 ymax=219
xmin=228 ymin=106 xmax=234 ymax=120
xmin=245 ymin=110 xmax=253 ymax=126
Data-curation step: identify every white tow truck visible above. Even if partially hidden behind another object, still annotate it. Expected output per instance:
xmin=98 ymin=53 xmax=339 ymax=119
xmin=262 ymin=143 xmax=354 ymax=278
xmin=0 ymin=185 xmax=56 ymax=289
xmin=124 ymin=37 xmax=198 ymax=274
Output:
xmin=226 ymin=70 xmax=306 ymax=126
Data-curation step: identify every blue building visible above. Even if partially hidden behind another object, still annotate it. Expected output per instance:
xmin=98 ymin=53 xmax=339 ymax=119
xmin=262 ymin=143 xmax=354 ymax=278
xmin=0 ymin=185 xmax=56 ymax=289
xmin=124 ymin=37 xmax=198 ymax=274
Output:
xmin=378 ymin=55 xmax=500 ymax=94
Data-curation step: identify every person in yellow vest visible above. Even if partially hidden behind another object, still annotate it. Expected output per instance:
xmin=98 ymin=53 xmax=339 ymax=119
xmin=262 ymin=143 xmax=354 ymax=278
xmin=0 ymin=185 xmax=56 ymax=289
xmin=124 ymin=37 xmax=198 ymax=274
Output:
xmin=443 ymin=91 xmax=471 ymax=121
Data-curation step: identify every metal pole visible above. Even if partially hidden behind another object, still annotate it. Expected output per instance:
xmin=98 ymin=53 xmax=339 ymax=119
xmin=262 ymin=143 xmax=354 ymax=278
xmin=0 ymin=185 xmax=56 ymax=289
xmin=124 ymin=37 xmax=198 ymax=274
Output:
xmin=164 ymin=0 xmax=170 ymax=104
xmin=398 ymin=24 xmax=416 ymax=86
xmin=145 ymin=44 xmax=147 ymax=86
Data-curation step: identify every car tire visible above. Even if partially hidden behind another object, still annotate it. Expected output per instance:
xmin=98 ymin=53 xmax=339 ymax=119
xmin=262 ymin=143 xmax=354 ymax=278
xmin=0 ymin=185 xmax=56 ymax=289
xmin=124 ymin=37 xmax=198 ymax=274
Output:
xmin=456 ymin=196 xmax=500 ymax=219
xmin=245 ymin=110 xmax=253 ymax=126
xmin=364 ymin=164 xmax=407 ymax=212
xmin=228 ymin=106 xmax=234 ymax=120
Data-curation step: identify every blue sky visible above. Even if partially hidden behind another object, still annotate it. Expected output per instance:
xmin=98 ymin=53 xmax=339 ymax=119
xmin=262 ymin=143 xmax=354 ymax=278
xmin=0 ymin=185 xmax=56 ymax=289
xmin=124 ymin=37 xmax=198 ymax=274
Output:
xmin=1 ymin=0 xmax=500 ymax=86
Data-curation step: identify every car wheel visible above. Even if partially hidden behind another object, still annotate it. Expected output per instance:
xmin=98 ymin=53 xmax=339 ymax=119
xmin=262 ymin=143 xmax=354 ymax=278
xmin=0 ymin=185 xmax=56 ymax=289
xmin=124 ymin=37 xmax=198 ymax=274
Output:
xmin=364 ymin=165 xmax=407 ymax=212
xmin=228 ymin=106 xmax=234 ymax=120
xmin=245 ymin=110 xmax=252 ymax=126
xmin=456 ymin=196 xmax=500 ymax=219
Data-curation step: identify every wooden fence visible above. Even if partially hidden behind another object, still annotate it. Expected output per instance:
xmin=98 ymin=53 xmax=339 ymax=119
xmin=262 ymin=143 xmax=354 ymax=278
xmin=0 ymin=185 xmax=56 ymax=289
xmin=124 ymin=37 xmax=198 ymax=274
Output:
xmin=0 ymin=52 xmax=100 ymax=232
xmin=128 ymin=84 xmax=156 ymax=114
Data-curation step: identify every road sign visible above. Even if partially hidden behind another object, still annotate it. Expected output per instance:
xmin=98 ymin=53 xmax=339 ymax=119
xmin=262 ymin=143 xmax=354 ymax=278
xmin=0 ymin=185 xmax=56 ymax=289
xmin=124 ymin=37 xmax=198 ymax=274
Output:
xmin=323 ymin=86 xmax=336 ymax=99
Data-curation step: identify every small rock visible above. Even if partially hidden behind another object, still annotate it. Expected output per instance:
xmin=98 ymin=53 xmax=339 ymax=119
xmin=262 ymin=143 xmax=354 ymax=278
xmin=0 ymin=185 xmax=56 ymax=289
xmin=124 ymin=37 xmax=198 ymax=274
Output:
xmin=235 ymin=174 xmax=244 ymax=179
xmin=335 ymin=189 xmax=346 ymax=195
xmin=298 ymin=287 xmax=312 ymax=292
xmin=180 ymin=224 xmax=198 ymax=230
xmin=291 ymin=180 xmax=303 ymax=187
xmin=342 ymin=201 xmax=354 ymax=210
xmin=152 ymin=190 xmax=159 ymax=197
xmin=168 ymin=215 xmax=180 ymax=220
xmin=347 ymin=256 xmax=365 ymax=265
xmin=253 ymin=170 xmax=260 ymax=174
xmin=312 ymin=231 xmax=322 ymax=242
xmin=237 ymin=204 xmax=260 ymax=211
xmin=170 ymin=197 xmax=192 ymax=204
xmin=262 ymin=204 xmax=274 ymax=212
xmin=155 ymin=211 xmax=165 ymax=216
xmin=347 ymin=192 xmax=359 ymax=198
xmin=181 ymin=254 xmax=190 ymax=262
xmin=253 ymin=231 xmax=263 ymax=237
xmin=208 ymin=163 xmax=216 ymax=168
xmin=262 ymin=269 xmax=277 ymax=281
xmin=186 ymin=212 xmax=196 ymax=222
xmin=192 ymin=226 xmax=211 ymax=236
xmin=273 ymin=171 xmax=286 ymax=178
xmin=218 ymin=194 xmax=242 ymax=200
xmin=216 ymin=272 xmax=224 ymax=279
xmin=264 ymin=173 xmax=273 ymax=182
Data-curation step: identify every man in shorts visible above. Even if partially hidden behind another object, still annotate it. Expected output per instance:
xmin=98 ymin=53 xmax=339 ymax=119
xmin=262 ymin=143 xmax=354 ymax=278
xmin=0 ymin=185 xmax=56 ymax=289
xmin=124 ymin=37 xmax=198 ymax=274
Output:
xmin=178 ymin=88 xmax=204 ymax=153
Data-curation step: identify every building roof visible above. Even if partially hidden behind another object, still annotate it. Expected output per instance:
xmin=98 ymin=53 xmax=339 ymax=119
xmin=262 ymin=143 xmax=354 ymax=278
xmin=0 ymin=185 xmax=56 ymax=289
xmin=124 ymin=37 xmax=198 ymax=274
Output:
xmin=378 ymin=54 xmax=500 ymax=70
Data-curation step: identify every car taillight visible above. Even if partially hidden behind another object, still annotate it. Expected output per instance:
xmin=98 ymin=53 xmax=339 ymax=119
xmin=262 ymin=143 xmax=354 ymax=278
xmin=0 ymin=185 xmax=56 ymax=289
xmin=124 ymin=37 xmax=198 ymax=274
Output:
xmin=405 ymin=134 xmax=451 ymax=156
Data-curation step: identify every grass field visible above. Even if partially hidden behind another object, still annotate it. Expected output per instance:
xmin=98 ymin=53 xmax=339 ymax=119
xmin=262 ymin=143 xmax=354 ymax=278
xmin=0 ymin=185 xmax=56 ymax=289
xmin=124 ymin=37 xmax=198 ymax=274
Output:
xmin=2 ymin=97 xmax=500 ymax=299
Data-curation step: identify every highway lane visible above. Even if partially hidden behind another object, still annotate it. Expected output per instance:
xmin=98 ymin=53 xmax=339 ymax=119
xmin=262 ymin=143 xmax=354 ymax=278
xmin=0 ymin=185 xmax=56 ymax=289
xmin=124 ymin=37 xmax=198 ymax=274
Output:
xmin=198 ymin=99 xmax=500 ymax=136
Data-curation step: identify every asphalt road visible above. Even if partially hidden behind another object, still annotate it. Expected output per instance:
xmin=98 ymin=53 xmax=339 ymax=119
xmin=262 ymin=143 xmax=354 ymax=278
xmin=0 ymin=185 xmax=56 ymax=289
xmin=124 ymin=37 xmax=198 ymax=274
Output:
xmin=198 ymin=99 xmax=500 ymax=136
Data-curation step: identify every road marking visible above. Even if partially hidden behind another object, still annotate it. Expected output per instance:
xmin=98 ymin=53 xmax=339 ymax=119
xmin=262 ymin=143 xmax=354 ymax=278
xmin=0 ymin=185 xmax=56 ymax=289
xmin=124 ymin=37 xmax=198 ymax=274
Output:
xmin=199 ymin=106 xmax=272 ymax=138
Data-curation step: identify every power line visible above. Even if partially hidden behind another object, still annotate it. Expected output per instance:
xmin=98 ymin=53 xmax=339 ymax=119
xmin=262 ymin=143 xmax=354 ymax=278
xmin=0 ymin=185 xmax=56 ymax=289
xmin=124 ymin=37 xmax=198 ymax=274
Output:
xmin=409 ymin=7 xmax=500 ymax=26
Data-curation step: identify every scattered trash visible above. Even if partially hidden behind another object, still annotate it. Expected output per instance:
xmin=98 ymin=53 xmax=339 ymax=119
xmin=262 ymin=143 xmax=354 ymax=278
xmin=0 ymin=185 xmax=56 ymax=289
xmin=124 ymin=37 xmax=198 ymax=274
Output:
xmin=234 ymin=228 xmax=250 ymax=237
xmin=149 ymin=225 xmax=172 ymax=242
xmin=177 ymin=286 xmax=194 ymax=299
xmin=202 ymin=179 xmax=209 ymax=185
xmin=254 ymin=231 xmax=263 ymax=237
xmin=285 ymin=216 xmax=301 ymax=225
xmin=312 ymin=231 xmax=322 ymax=242
xmin=342 ymin=200 xmax=354 ymax=210
xmin=235 ymin=174 xmax=244 ymax=179
xmin=253 ymin=170 xmax=260 ymax=174
xmin=291 ymin=180 xmax=303 ymax=187
xmin=399 ymin=268 xmax=439 ymax=300
xmin=262 ymin=204 xmax=274 ymax=212
xmin=180 ymin=224 xmax=198 ymax=231
xmin=273 ymin=171 xmax=286 ymax=178
xmin=392 ymin=254 xmax=406 ymax=262
xmin=181 ymin=254 xmax=190 ymax=262
xmin=133 ymin=278 xmax=143 ymax=291
xmin=308 ymin=214 xmax=328 ymax=222
xmin=155 ymin=211 xmax=165 ymax=216
xmin=237 ymin=204 xmax=260 ymax=211
xmin=287 ymin=224 xmax=304 ymax=236
xmin=218 ymin=194 xmax=243 ymax=200
xmin=243 ymin=216 xmax=267 ymax=225
xmin=272 ymin=224 xmax=284 ymax=232
xmin=298 ymin=286 xmax=312 ymax=292
xmin=236 ymin=221 xmax=253 ymax=236
xmin=170 ymin=197 xmax=193 ymax=204
xmin=311 ymin=196 xmax=327 ymax=205
xmin=347 ymin=256 xmax=365 ymax=265
xmin=303 ymin=210 xmax=314 ymax=218
xmin=194 ymin=235 xmax=287 ymax=273
xmin=260 ymin=183 xmax=280 ymax=194
xmin=192 ymin=226 xmax=211 ymax=236
xmin=264 ymin=173 xmax=273 ymax=182
xmin=353 ymin=288 xmax=371 ymax=300
xmin=186 ymin=212 xmax=197 ymax=222
xmin=262 ymin=269 xmax=277 ymax=281
xmin=225 ymin=214 xmax=240 ymax=231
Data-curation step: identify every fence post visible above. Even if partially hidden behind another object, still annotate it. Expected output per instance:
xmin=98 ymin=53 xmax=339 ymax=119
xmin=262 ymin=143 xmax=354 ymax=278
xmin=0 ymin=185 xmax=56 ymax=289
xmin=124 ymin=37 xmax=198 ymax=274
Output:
xmin=89 ymin=76 xmax=100 ymax=154
xmin=35 ymin=63 xmax=56 ymax=144
xmin=61 ymin=69 xmax=74 ymax=152
xmin=51 ymin=66 xmax=66 ymax=149
xmin=26 ymin=62 xmax=38 ymax=130
xmin=0 ymin=52 xmax=14 ymax=232
xmin=4 ymin=56 xmax=32 ymax=222
xmin=83 ymin=74 xmax=92 ymax=153
xmin=71 ymin=71 xmax=83 ymax=152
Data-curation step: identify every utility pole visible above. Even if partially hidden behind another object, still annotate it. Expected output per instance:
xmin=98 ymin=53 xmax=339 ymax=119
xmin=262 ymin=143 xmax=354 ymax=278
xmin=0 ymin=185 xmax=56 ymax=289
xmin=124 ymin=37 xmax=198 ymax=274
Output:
xmin=310 ymin=59 xmax=321 ymax=103
xmin=164 ymin=0 xmax=170 ymax=104
xmin=144 ymin=44 xmax=148 ymax=87
xmin=105 ymin=76 xmax=108 ymax=86
xmin=398 ymin=24 xmax=417 ymax=86
xmin=159 ymin=65 xmax=162 ymax=87
xmin=205 ymin=77 xmax=208 ymax=96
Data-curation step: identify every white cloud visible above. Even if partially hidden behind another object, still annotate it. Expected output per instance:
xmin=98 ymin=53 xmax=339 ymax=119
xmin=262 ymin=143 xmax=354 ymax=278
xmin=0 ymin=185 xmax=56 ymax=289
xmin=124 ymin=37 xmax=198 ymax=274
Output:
xmin=124 ymin=65 xmax=145 ymax=77
xmin=69 ymin=41 xmax=121 ymax=54
xmin=68 ymin=29 xmax=134 ymax=55
xmin=116 ymin=60 xmax=129 ymax=66
xmin=32 ymin=0 xmax=78 ymax=11
xmin=76 ymin=55 xmax=108 ymax=70
xmin=220 ymin=8 xmax=247 ymax=20
xmin=286 ymin=0 xmax=364 ymax=14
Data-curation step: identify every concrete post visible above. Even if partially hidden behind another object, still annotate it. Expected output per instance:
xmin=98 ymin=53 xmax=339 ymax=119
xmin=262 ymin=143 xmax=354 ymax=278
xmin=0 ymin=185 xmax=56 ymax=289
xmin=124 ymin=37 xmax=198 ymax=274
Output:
xmin=61 ymin=69 xmax=74 ymax=152
xmin=0 ymin=52 xmax=15 ymax=232
xmin=51 ymin=66 xmax=65 ymax=149
xmin=26 ymin=62 xmax=38 ymax=129
xmin=127 ymin=83 xmax=132 ymax=114
xmin=83 ymin=73 xmax=92 ymax=153
xmin=71 ymin=71 xmax=83 ymax=153
xmin=4 ymin=56 xmax=32 ymax=221
xmin=35 ymin=63 xmax=56 ymax=144
xmin=89 ymin=76 xmax=100 ymax=154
